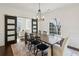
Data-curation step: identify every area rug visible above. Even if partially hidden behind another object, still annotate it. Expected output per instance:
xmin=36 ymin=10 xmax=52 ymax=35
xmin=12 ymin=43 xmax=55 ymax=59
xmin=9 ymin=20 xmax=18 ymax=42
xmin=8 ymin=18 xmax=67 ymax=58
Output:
xmin=11 ymin=41 xmax=35 ymax=56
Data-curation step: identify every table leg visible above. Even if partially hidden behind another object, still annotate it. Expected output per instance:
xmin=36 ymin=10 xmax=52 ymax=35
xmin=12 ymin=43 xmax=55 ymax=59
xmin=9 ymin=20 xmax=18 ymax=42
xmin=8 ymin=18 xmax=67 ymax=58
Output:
xmin=51 ymin=45 xmax=53 ymax=56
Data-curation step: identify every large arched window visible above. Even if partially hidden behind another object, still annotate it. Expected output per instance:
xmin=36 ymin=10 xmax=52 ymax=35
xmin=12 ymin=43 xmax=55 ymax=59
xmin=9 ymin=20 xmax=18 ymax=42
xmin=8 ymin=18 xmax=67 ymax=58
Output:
xmin=49 ymin=18 xmax=61 ymax=35
xmin=49 ymin=23 xmax=57 ymax=35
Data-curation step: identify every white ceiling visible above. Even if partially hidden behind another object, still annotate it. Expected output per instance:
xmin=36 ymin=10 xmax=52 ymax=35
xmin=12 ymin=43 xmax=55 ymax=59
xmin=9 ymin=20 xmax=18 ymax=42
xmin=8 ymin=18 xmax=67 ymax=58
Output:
xmin=0 ymin=3 xmax=71 ymax=14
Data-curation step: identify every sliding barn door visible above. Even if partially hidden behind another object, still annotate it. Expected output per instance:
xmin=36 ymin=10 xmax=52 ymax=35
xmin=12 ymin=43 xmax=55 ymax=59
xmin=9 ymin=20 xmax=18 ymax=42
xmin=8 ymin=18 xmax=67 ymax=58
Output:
xmin=5 ymin=15 xmax=17 ymax=46
xmin=32 ymin=19 xmax=38 ymax=34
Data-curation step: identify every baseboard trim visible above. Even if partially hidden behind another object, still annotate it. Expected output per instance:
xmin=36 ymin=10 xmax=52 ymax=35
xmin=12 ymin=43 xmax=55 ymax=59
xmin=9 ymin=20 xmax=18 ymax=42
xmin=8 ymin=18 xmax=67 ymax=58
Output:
xmin=56 ymin=43 xmax=79 ymax=51
xmin=68 ymin=45 xmax=79 ymax=51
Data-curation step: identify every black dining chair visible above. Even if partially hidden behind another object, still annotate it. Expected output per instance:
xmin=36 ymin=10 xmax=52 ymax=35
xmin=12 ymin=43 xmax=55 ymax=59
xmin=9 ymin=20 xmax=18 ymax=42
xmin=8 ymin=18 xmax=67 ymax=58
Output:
xmin=28 ymin=34 xmax=40 ymax=55
xmin=35 ymin=32 xmax=49 ymax=56
xmin=35 ymin=42 xmax=49 ymax=56
xmin=25 ymin=32 xmax=32 ymax=50
xmin=27 ymin=34 xmax=34 ymax=50
xmin=25 ymin=32 xmax=28 ymax=45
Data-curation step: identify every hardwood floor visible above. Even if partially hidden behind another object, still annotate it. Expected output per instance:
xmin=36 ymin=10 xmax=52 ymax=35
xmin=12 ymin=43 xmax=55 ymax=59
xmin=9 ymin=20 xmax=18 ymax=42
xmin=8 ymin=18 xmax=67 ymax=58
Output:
xmin=0 ymin=46 xmax=13 ymax=56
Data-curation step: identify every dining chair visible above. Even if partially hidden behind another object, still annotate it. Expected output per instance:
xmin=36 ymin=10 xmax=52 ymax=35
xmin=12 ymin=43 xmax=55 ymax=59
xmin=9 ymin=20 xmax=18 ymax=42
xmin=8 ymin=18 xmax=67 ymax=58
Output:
xmin=48 ymin=37 xmax=69 ymax=56
xmin=25 ymin=33 xmax=31 ymax=50
xmin=28 ymin=34 xmax=41 ymax=55
xmin=35 ymin=32 xmax=49 ymax=56
xmin=25 ymin=32 xmax=28 ymax=45
xmin=28 ymin=34 xmax=35 ymax=50
xmin=41 ymin=31 xmax=48 ymax=42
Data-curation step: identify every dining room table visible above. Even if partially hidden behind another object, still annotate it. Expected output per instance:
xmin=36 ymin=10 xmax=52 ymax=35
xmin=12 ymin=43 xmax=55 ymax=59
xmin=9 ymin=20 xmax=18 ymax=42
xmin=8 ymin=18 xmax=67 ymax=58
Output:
xmin=25 ymin=33 xmax=62 ymax=56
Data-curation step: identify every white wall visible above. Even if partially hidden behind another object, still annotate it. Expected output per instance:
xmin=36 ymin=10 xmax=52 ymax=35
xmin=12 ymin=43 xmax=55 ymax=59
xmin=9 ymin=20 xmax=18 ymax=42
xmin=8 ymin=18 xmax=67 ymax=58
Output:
xmin=41 ymin=4 xmax=79 ymax=48
xmin=0 ymin=7 xmax=33 ymax=46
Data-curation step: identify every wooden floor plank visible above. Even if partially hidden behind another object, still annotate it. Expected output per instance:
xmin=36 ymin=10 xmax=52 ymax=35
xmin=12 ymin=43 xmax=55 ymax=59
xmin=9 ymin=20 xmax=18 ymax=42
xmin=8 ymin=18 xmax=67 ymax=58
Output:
xmin=0 ymin=46 xmax=13 ymax=56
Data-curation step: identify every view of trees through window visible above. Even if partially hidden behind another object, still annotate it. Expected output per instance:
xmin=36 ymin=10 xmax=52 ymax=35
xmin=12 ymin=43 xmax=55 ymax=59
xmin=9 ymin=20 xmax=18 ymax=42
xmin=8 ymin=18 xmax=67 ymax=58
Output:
xmin=49 ymin=22 xmax=61 ymax=35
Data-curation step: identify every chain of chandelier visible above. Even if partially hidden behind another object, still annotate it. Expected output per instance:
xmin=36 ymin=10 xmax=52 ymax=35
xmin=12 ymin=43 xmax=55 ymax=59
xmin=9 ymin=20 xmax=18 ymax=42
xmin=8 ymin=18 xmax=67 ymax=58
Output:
xmin=36 ymin=3 xmax=44 ymax=21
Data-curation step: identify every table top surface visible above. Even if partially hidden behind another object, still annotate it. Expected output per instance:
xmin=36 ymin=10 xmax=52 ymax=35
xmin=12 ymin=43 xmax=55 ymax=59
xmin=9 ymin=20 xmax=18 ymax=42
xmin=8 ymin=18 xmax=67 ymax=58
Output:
xmin=26 ymin=33 xmax=62 ymax=45
xmin=48 ymin=35 xmax=62 ymax=44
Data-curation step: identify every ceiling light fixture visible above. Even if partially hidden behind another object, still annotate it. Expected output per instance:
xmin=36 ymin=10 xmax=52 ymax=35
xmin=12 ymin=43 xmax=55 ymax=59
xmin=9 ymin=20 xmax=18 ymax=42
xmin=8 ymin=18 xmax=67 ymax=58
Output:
xmin=36 ymin=3 xmax=44 ymax=21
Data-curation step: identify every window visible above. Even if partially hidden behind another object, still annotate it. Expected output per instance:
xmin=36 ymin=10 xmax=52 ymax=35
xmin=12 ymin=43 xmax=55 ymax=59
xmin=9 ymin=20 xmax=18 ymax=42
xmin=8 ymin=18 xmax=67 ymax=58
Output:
xmin=17 ymin=17 xmax=31 ymax=33
xmin=49 ymin=22 xmax=61 ymax=35
xmin=49 ymin=23 xmax=57 ymax=35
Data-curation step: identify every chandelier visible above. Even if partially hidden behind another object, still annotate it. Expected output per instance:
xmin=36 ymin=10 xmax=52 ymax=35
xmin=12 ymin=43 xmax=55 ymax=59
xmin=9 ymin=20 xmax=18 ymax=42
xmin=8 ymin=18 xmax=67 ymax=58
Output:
xmin=36 ymin=3 xmax=44 ymax=21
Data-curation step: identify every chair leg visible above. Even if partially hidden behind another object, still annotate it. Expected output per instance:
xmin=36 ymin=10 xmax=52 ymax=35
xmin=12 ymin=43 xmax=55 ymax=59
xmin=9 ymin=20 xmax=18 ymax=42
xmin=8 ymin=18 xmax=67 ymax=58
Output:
xmin=30 ymin=44 xmax=32 ymax=51
xmin=42 ymin=51 xmax=43 ymax=56
xmin=28 ymin=42 xmax=30 ymax=50
xmin=28 ymin=44 xmax=29 ymax=49
xmin=34 ymin=45 xmax=35 ymax=55
xmin=28 ymin=42 xmax=32 ymax=51
xmin=35 ymin=49 xmax=38 ymax=56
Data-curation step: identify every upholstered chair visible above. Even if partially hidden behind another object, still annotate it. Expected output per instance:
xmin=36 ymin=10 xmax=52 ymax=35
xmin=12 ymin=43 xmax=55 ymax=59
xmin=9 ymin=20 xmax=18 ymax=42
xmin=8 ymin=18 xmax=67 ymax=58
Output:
xmin=48 ymin=37 xmax=69 ymax=56
xmin=40 ymin=31 xmax=48 ymax=42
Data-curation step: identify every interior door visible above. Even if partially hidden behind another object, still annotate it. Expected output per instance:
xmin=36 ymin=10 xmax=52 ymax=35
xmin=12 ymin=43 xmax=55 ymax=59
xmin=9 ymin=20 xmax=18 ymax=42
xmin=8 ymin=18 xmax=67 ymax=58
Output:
xmin=5 ymin=15 xmax=17 ymax=46
xmin=32 ymin=19 xmax=38 ymax=34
